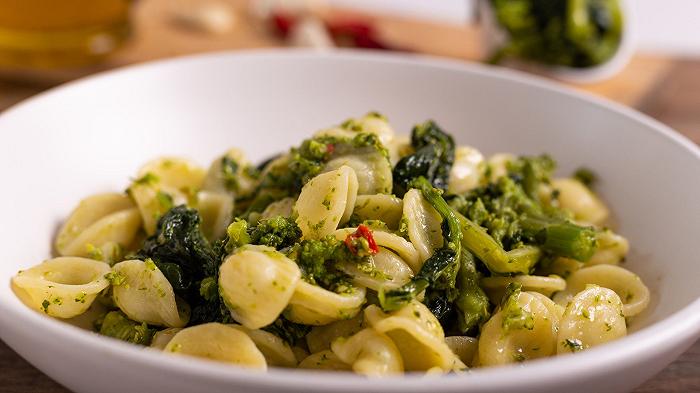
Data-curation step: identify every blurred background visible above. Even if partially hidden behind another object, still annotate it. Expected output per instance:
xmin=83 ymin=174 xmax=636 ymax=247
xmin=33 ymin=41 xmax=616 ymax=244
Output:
xmin=0 ymin=1 xmax=697 ymax=392
xmin=0 ymin=0 xmax=698 ymax=144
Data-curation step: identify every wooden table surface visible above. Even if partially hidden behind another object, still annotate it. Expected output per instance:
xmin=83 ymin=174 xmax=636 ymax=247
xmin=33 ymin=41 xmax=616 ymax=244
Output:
xmin=0 ymin=1 xmax=698 ymax=392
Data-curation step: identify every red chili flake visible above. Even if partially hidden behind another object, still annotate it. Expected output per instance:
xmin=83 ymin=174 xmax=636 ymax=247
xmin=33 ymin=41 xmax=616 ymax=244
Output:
xmin=326 ymin=143 xmax=335 ymax=156
xmin=344 ymin=224 xmax=379 ymax=255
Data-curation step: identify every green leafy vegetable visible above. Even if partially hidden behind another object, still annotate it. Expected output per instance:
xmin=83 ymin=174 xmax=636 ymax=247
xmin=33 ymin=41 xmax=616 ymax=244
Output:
xmin=489 ymin=0 xmax=623 ymax=68
xmin=132 ymin=206 xmax=230 ymax=325
xmin=392 ymin=120 xmax=455 ymax=196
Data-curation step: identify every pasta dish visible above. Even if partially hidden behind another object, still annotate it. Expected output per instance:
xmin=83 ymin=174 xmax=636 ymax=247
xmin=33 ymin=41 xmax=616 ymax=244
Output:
xmin=11 ymin=113 xmax=650 ymax=375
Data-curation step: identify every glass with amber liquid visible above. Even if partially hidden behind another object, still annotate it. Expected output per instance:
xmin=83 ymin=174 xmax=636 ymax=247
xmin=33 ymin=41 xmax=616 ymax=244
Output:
xmin=0 ymin=0 xmax=132 ymax=69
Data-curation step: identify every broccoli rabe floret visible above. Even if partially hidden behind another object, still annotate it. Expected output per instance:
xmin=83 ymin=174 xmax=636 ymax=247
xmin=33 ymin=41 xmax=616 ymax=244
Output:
xmin=287 ymin=235 xmax=360 ymax=291
xmin=506 ymin=154 xmax=556 ymax=198
xmin=224 ymin=216 xmax=301 ymax=252
xmin=224 ymin=218 xmax=251 ymax=252
xmin=249 ymin=216 xmax=302 ymax=249
xmin=95 ymin=311 xmax=155 ymax=346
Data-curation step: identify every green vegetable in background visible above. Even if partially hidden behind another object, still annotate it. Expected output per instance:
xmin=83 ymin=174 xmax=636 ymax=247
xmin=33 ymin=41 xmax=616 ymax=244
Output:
xmin=489 ymin=0 xmax=624 ymax=68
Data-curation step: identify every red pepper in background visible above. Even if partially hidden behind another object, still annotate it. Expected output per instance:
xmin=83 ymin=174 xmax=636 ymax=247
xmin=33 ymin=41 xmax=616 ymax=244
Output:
xmin=344 ymin=224 xmax=379 ymax=255
xmin=268 ymin=10 xmax=404 ymax=51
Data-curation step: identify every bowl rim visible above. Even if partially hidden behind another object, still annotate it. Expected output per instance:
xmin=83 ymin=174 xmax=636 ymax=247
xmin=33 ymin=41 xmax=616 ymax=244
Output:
xmin=1 ymin=48 xmax=699 ymax=391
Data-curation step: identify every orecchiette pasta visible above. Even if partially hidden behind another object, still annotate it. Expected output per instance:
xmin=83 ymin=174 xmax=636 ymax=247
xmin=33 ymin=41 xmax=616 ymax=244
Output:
xmin=553 ymin=264 xmax=650 ymax=317
xmin=445 ymin=336 xmax=479 ymax=366
xmin=137 ymin=157 xmax=206 ymax=193
xmin=536 ymin=257 xmax=583 ymax=279
xmin=480 ymin=274 xmax=567 ymax=304
xmin=298 ymin=350 xmax=352 ymax=371
xmin=285 ymin=281 xmax=366 ymax=326
xmin=448 ymin=146 xmax=485 ymax=194
xmin=150 ymin=328 xmax=182 ymax=350
xmin=485 ymin=153 xmax=515 ymax=181
xmin=55 ymin=193 xmax=141 ymax=257
xmin=478 ymin=290 xmax=560 ymax=366
xmin=331 ymin=328 xmax=404 ymax=376
xmin=111 ymin=259 xmax=189 ymax=327
xmin=552 ymin=178 xmax=610 ymax=226
xmin=164 ymin=323 xmax=267 ymax=369
xmin=385 ymin=135 xmax=412 ymax=166
xmin=364 ymin=302 xmax=465 ymax=372
xmin=337 ymin=247 xmax=414 ymax=291
xmin=306 ymin=314 xmax=364 ymax=354
xmin=12 ymin=257 xmax=111 ymax=318
xmin=352 ymin=194 xmax=403 ymax=229
xmin=557 ymin=285 xmax=626 ymax=354
xmin=203 ymin=148 xmax=258 ymax=197
xmin=324 ymin=154 xmax=392 ymax=196
xmin=587 ymin=229 xmax=629 ymax=265
xmin=219 ymin=246 xmax=301 ymax=329
xmin=295 ymin=166 xmax=358 ymax=239
xmin=259 ymin=197 xmax=295 ymax=220
xmin=195 ymin=190 xmax=233 ymax=240
xmin=128 ymin=180 xmax=188 ymax=235
xmin=231 ymin=325 xmax=298 ymax=367
xmin=402 ymin=189 xmax=443 ymax=265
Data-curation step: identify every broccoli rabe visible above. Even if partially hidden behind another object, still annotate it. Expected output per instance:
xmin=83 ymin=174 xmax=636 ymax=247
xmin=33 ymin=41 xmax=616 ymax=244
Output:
xmin=380 ymin=177 xmax=462 ymax=311
xmin=224 ymin=218 xmax=251 ymax=252
xmin=450 ymin=167 xmax=597 ymax=265
xmin=95 ymin=311 xmax=155 ymax=346
xmin=249 ymin=216 xmax=302 ymax=249
xmin=133 ymin=206 xmax=218 ymax=291
xmin=489 ymin=0 xmax=623 ymax=68
xmin=500 ymin=283 xmax=535 ymax=332
xmin=131 ymin=206 xmax=231 ymax=325
xmin=223 ymin=215 xmax=301 ymax=253
xmin=287 ymin=235 xmax=357 ymax=291
xmin=454 ymin=250 xmax=491 ymax=332
xmin=392 ymin=120 xmax=455 ymax=196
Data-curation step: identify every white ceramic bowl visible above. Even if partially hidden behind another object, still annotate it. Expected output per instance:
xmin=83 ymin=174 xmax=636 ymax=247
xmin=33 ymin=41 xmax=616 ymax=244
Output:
xmin=0 ymin=50 xmax=698 ymax=393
